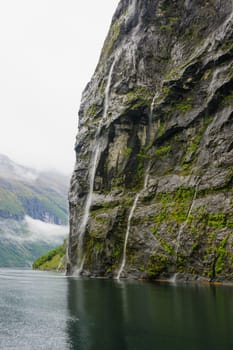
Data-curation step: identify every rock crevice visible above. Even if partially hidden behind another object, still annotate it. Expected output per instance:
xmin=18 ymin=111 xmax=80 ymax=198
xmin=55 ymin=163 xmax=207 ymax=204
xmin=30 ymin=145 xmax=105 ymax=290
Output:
xmin=67 ymin=0 xmax=233 ymax=282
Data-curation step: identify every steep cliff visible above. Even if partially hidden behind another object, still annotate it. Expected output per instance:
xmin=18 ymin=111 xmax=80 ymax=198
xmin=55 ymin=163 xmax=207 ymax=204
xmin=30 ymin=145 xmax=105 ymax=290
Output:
xmin=68 ymin=0 xmax=233 ymax=282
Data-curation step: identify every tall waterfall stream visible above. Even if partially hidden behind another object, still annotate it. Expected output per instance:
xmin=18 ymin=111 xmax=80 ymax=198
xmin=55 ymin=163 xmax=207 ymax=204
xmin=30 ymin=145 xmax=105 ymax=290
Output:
xmin=76 ymin=58 xmax=117 ymax=274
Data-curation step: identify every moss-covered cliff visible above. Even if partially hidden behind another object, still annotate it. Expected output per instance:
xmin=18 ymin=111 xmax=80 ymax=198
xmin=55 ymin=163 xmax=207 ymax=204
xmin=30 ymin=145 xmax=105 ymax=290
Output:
xmin=68 ymin=0 xmax=233 ymax=282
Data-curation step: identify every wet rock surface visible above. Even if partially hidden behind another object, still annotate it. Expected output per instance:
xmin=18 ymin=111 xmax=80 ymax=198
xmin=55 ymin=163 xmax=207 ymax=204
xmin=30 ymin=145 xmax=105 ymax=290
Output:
xmin=68 ymin=0 xmax=233 ymax=282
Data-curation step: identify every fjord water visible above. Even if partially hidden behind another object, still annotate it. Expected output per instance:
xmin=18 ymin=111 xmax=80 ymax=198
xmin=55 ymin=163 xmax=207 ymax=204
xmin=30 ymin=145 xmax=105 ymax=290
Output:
xmin=1 ymin=270 xmax=233 ymax=350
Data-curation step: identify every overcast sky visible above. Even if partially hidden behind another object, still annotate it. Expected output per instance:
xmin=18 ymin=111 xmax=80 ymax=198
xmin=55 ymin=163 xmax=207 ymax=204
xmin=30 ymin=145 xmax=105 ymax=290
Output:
xmin=0 ymin=0 xmax=119 ymax=175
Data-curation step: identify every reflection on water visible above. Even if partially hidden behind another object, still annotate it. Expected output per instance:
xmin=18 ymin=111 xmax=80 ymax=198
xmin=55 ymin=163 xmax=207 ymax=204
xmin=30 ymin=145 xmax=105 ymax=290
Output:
xmin=0 ymin=269 xmax=233 ymax=349
xmin=66 ymin=279 xmax=233 ymax=350
xmin=67 ymin=279 xmax=128 ymax=350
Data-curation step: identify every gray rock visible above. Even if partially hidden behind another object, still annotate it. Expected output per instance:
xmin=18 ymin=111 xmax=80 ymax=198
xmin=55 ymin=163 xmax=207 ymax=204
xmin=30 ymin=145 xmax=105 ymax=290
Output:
xmin=67 ymin=0 xmax=233 ymax=283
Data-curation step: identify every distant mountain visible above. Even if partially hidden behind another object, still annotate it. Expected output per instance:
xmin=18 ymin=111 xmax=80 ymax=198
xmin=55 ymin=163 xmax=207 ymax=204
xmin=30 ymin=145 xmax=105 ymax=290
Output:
xmin=0 ymin=154 xmax=68 ymax=223
xmin=0 ymin=154 xmax=69 ymax=267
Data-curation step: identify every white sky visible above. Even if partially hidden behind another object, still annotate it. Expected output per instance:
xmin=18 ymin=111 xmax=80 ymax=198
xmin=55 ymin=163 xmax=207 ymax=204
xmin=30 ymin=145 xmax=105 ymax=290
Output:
xmin=0 ymin=0 xmax=119 ymax=175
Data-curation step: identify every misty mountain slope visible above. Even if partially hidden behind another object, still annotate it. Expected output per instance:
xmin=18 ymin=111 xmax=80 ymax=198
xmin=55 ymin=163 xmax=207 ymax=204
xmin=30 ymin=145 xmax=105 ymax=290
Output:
xmin=0 ymin=154 xmax=69 ymax=267
xmin=0 ymin=154 xmax=68 ymax=224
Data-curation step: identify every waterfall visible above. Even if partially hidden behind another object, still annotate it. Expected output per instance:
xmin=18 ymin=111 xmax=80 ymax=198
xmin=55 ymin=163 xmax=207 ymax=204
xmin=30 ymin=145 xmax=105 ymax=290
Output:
xmin=175 ymin=179 xmax=200 ymax=260
xmin=103 ymin=58 xmax=117 ymax=122
xmin=148 ymin=93 xmax=158 ymax=142
xmin=116 ymin=193 xmax=140 ymax=279
xmin=212 ymin=0 xmax=233 ymax=45
xmin=116 ymin=94 xmax=156 ymax=279
xmin=194 ymin=0 xmax=233 ymax=56
xmin=168 ymin=273 xmax=178 ymax=284
xmin=127 ymin=0 xmax=142 ymax=74
xmin=76 ymin=144 xmax=101 ymax=274
xmin=150 ymin=93 xmax=158 ymax=118
xmin=129 ymin=0 xmax=137 ymax=17
xmin=76 ymin=58 xmax=117 ymax=274
xmin=131 ymin=44 xmax=137 ymax=73
xmin=116 ymin=173 xmax=150 ymax=279
xmin=208 ymin=62 xmax=232 ymax=98
xmin=168 ymin=180 xmax=200 ymax=283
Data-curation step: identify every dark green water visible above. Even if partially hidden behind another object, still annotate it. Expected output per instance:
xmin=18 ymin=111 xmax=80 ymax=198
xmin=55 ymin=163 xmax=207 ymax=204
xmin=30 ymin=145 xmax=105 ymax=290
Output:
xmin=0 ymin=269 xmax=233 ymax=349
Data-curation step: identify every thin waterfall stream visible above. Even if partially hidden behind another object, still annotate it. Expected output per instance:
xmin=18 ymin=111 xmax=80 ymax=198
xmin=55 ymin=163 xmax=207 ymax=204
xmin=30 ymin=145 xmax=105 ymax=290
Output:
xmin=76 ymin=144 xmax=101 ymax=274
xmin=76 ymin=58 xmax=117 ymax=274
xmin=169 ymin=179 xmax=200 ymax=283
xmin=116 ymin=193 xmax=141 ymax=280
xmin=116 ymin=174 xmax=150 ymax=279
xmin=175 ymin=179 xmax=200 ymax=261
xmin=116 ymin=93 xmax=156 ymax=279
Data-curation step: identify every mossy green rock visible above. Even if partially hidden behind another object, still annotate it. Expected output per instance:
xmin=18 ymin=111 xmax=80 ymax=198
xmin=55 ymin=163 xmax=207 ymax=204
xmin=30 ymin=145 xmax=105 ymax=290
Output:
xmin=68 ymin=0 xmax=233 ymax=282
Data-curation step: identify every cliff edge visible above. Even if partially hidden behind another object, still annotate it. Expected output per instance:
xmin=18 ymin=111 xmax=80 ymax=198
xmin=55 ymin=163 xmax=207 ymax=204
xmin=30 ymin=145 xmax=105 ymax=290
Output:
xmin=67 ymin=0 xmax=233 ymax=282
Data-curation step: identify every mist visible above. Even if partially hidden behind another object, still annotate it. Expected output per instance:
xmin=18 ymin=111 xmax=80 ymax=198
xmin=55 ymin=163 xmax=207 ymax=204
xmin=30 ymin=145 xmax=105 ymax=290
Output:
xmin=0 ymin=0 xmax=119 ymax=174
xmin=25 ymin=216 xmax=68 ymax=244
xmin=0 ymin=216 xmax=68 ymax=245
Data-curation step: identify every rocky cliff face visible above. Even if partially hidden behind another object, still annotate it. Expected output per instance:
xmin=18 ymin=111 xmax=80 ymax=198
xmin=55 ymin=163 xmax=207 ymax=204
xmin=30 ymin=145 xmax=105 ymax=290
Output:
xmin=68 ymin=0 xmax=233 ymax=282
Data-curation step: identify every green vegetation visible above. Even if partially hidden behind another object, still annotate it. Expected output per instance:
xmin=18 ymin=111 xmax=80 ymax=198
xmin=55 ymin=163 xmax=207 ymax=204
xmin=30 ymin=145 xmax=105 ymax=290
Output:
xmin=160 ymin=17 xmax=178 ymax=31
xmin=102 ymin=18 xmax=121 ymax=57
xmin=208 ymin=213 xmax=226 ymax=229
xmin=176 ymin=102 xmax=192 ymax=113
xmin=221 ymin=91 xmax=233 ymax=108
xmin=0 ymin=208 xmax=67 ymax=268
xmin=32 ymin=241 xmax=66 ymax=271
xmin=84 ymin=207 xmax=127 ymax=273
xmin=140 ymin=183 xmax=233 ymax=279
xmin=152 ymin=230 xmax=174 ymax=256
xmin=125 ymin=86 xmax=151 ymax=108
xmin=0 ymin=181 xmax=68 ymax=224
xmin=137 ymin=146 xmax=151 ymax=178
xmin=157 ymin=188 xmax=196 ymax=203
xmin=86 ymin=103 xmax=99 ymax=118
xmin=214 ymin=236 xmax=230 ymax=276
xmin=0 ymin=188 xmax=24 ymax=217
xmin=146 ymin=254 xmax=171 ymax=277
xmin=182 ymin=163 xmax=191 ymax=171
xmin=157 ymin=123 xmax=166 ymax=138
xmin=154 ymin=145 xmax=171 ymax=158
xmin=126 ymin=86 xmax=150 ymax=100
xmin=124 ymin=147 xmax=132 ymax=157
xmin=186 ymin=135 xmax=202 ymax=153
xmin=162 ymin=86 xmax=171 ymax=95
xmin=39 ymin=197 xmax=68 ymax=224
xmin=202 ymin=69 xmax=213 ymax=81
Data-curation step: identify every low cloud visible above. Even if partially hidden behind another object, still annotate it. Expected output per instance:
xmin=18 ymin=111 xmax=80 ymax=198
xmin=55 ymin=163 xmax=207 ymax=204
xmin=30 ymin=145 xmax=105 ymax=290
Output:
xmin=0 ymin=216 xmax=68 ymax=245
xmin=24 ymin=215 xmax=68 ymax=244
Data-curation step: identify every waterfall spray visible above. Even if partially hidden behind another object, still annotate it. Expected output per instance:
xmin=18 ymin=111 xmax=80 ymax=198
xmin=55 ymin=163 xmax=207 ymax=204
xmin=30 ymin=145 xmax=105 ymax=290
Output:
xmin=76 ymin=58 xmax=117 ymax=275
